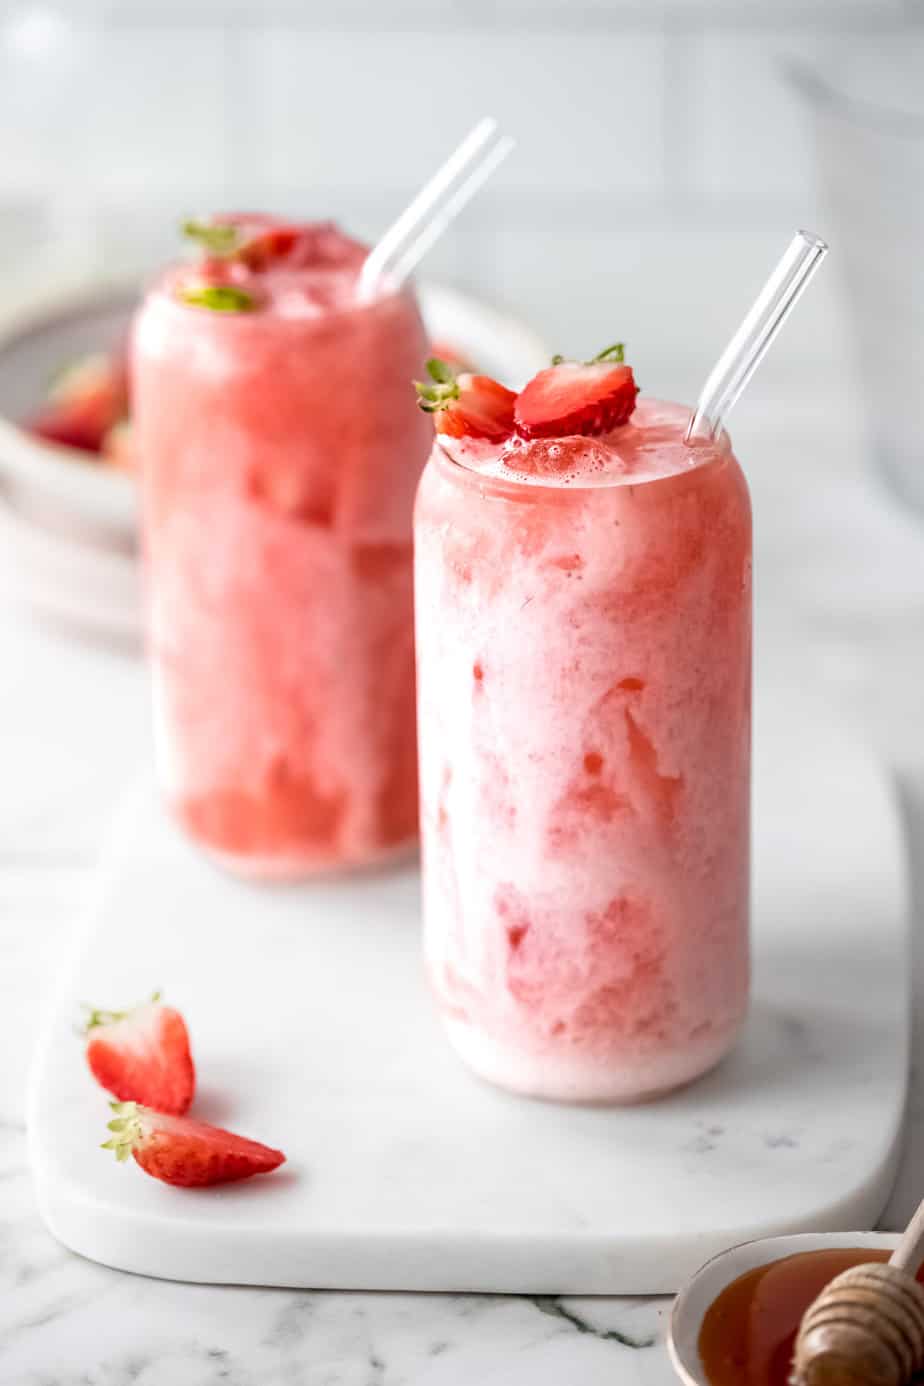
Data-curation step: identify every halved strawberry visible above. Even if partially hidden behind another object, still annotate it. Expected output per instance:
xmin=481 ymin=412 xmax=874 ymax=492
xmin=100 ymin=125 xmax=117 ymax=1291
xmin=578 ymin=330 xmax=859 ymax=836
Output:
xmin=415 ymin=358 xmax=516 ymax=441
xmin=182 ymin=215 xmax=297 ymax=270
xmin=182 ymin=216 xmax=359 ymax=275
xmin=84 ymin=993 xmax=195 ymax=1115
xmin=237 ymin=225 xmax=299 ymax=270
xmin=514 ymin=344 xmax=638 ymax=440
xmin=103 ymin=1102 xmax=285 ymax=1187
xmin=28 ymin=353 xmax=128 ymax=455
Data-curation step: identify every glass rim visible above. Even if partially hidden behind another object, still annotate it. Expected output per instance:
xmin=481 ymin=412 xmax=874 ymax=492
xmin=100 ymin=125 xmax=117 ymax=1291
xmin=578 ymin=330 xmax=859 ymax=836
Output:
xmin=143 ymin=269 xmax=417 ymax=330
xmin=431 ymin=426 xmax=733 ymax=500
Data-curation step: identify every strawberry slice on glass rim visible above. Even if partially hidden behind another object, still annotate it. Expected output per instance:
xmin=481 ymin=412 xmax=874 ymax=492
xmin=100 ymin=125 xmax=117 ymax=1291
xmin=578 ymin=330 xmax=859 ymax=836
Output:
xmin=415 ymin=358 xmax=517 ymax=441
xmin=514 ymin=343 xmax=639 ymax=439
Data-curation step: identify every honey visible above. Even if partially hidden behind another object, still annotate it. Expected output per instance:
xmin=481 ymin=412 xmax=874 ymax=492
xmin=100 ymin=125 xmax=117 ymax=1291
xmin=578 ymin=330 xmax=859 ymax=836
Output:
xmin=698 ymin=1247 xmax=924 ymax=1385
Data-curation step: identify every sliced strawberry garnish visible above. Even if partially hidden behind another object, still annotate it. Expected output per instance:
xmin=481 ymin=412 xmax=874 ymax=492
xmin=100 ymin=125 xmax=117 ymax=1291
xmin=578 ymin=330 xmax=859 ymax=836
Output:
xmin=237 ymin=225 xmax=299 ymax=270
xmin=28 ymin=352 xmax=128 ymax=455
xmin=84 ymin=993 xmax=195 ymax=1115
xmin=415 ymin=358 xmax=516 ymax=441
xmin=103 ymin=1102 xmax=285 ymax=1187
xmin=514 ymin=344 xmax=638 ymax=440
xmin=182 ymin=216 xmax=361 ymax=276
xmin=182 ymin=216 xmax=297 ymax=270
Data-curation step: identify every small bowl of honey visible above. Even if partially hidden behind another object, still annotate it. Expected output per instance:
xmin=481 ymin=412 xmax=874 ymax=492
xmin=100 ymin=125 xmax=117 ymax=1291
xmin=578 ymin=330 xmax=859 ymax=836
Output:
xmin=668 ymin=1231 xmax=908 ymax=1385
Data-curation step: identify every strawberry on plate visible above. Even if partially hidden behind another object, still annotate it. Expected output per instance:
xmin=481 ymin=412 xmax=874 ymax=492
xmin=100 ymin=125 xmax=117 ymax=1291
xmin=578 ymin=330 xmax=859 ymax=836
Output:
xmin=103 ymin=1102 xmax=286 ymax=1187
xmin=415 ymin=358 xmax=516 ymax=441
xmin=514 ymin=343 xmax=638 ymax=439
xmin=28 ymin=352 xmax=128 ymax=455
xmin=84 ymin=993 xmax=195 ymax=1115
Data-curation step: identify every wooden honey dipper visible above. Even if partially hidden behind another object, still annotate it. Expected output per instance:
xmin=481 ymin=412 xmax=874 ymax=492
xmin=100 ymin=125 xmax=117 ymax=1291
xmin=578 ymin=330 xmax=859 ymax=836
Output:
xmin=792 ymin=1202 xmax=924 ymax=1386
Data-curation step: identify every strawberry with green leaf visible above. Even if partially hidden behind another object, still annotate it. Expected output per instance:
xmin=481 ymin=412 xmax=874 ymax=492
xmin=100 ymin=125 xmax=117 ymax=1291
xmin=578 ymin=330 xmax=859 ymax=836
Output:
xmin=84 ymin=992 xmax=195 ymax=1115
xmin=415 ymin=358 xmax=517 ymax=441
xmin=103 ymin=1102 xmax=285 ymax=1188
xmin=183 ymin=216 xmax=300 ymax=272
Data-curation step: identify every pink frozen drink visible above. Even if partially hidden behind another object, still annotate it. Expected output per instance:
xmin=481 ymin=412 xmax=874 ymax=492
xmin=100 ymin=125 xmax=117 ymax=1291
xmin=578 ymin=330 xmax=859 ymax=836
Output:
xmin=414 ymin=349 xmax=751 ymax=1101
xmin=134 ymin=217 xmax=432 ymax=877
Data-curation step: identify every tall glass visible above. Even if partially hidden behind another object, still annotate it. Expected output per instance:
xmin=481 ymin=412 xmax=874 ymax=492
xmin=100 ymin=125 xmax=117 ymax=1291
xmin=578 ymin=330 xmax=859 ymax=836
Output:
xmin=414 ymin=400 xmax=752 ymax=1102
xmin=133 ymin=220 xmax=432 ymax=878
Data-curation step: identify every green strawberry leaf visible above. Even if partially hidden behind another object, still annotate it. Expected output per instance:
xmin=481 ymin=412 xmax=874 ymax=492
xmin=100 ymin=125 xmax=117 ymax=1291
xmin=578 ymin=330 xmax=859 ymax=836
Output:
xmin=426 ymin=358 xmax=455 ymax=385
xmin=181 ymin=219 xmax=242 ymax=256
xmin=179 ymin=284 xmax=255 ymax=313
xmin=549 ymin=344 xmax=626 ymax=368
xmin=414 ymin=367 xmax=460 ymax=413
xmin=591 ymin=342 xmax=625 ymax=364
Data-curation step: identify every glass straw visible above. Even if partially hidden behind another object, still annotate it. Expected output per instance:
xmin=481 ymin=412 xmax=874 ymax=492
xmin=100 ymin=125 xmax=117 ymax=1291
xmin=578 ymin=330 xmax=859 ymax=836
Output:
xmin=357 ymin=117 xmax=514 ymax=303
xmin=385 ymin=135 xmax=515 ymax=290
xmin=686 ymin=230 xmax=829 ymax=441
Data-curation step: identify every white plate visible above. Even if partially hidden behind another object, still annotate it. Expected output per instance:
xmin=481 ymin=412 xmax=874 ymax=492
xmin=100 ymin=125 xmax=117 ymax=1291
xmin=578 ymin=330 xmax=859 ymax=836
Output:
xmin=0 ymin=285 xmax=138 ymax=538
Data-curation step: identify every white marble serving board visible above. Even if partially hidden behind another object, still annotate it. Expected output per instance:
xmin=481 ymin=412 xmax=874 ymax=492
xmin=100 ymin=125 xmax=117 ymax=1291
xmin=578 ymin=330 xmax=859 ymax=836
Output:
xmin=28 ymin=683 xmax=909 ymax=1296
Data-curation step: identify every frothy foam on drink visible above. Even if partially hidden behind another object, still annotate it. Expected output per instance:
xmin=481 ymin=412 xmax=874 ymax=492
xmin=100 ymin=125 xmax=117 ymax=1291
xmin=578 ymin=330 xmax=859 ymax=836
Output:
xmin=169 ymin=219 xmax=371 ymax=320
xmin=442 ymin=398 xmax=724 ymax=487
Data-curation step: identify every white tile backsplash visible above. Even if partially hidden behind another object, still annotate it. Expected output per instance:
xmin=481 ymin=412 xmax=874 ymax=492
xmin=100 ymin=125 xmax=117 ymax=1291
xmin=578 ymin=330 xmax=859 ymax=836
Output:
xmin=693 ymin=29 xmax=827 ymax=206
xmin=254 ymin=27 xmax=665 ymax=199
xmin=78 ymin=0 xmax=912 ymax=18
xmin=85 ymin=28 xmax=229 ymax=198
xmin=0 ymin=3 xmax=917 ymax=387
xmin=483 ymin=219 xmax=851 ymax=398
xmin=692 ymin=22 xmax=921 ymax=207
xmin=0 ymin=20 xmax=228 ymax=199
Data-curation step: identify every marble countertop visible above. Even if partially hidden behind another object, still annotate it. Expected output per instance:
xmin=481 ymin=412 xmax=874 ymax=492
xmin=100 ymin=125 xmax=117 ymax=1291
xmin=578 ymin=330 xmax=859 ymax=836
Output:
xmin=2 ymin=394 xmax=924 ymax=1384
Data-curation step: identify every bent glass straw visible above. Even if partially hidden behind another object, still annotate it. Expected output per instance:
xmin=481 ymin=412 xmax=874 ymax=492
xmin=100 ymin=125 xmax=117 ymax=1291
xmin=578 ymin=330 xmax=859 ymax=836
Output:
xmin=357 ymin=117 xmax=514 ymax=303
xmin=686 ymin=230 xmax=829 ymax=441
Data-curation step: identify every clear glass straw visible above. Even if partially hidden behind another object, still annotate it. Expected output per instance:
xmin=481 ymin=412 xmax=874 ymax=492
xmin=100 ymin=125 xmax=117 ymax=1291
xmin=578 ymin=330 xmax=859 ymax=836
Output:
xmin=686 ymin=230 xmax=829 ymax=441
xmin=357 ymin=117 xmax=513 ymax=303
xmin=386 ymin=135 xmax=515 ymax=290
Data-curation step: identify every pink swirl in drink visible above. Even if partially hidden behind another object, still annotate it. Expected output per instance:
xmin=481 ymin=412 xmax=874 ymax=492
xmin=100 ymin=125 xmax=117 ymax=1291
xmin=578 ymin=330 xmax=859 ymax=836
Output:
xmin=133 ymin=217 xmax=432 ymax=877
xmin=414 ymin=348 xmax=751 ymax=1101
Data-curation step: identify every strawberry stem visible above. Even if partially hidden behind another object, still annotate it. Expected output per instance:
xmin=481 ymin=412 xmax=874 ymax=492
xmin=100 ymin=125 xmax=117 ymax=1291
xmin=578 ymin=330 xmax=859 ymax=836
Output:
xmin=82 ymin=990 xmax=163 ymax=1033
xmin=414 ymin=358 xmax=460 ymax=413
xmin=102 ymin=1101 xmax=143 ymax=1162
xmin=83 ymin=1004 xmax=129 ymax=1032
xmin=548 ymin=343 xmax=627 ymax=369
xmin=425 ymin=358 xmax=455 ymax=385
xmin=181 ymin=219 xmax=242 ymax=257
xmin=591 ymin=342 xmax=625 ymax=364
